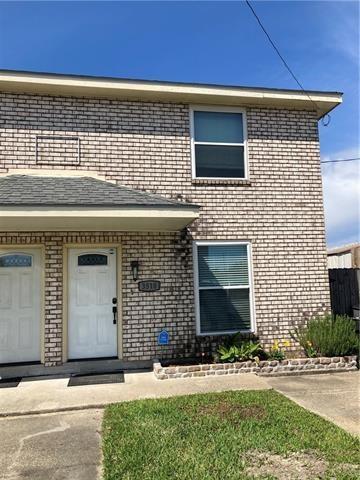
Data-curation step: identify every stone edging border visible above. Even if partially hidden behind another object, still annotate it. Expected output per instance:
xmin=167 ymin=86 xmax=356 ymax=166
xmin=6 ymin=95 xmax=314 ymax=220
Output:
xmin=153 ymin=356 xmax=358 ymax=380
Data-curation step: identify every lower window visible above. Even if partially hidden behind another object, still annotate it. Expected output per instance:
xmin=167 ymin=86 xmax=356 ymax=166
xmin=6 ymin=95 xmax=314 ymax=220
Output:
xmin=194 ymin=242 xmax=253 ymax=335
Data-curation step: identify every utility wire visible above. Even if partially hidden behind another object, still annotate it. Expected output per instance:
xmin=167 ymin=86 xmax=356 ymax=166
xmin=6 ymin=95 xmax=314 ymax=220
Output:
xmin=245 ymin=0 xmax=330 ymax=125
xmin=321 ymin=157 xmax=360 ymax=164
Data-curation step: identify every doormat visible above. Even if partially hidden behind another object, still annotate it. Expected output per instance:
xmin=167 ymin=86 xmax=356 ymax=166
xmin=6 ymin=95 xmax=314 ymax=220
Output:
xmin=68 ymin=371 xmax=124 ymax=387
xmin=0 ymin=377 xmax=22 ymax=388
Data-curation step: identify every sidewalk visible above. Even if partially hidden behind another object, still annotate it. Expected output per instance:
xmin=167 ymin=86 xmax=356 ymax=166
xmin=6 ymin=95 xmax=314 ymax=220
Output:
xmin=265 ymin=371 xmax=360 ymax=436
xmin=0 ymin=409 xmax=102 ymax=480
xmin=0 ymin=371 xmax=269 ymax=416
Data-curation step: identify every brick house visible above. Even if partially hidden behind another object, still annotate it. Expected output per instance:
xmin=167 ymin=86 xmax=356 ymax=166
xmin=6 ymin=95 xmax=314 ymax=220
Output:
xmin=0 ymin=70 xmax=342 ymax=375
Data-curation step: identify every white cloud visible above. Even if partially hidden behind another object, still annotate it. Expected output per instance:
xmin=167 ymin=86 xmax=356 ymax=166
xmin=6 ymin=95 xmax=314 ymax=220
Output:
xmin=321 ymin=147 xmax=360 ymax=247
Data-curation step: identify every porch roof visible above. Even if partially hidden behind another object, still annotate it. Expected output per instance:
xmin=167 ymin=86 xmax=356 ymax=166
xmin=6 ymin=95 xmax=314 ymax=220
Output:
xmin=0 ymin=175 xmax=200 ymax=232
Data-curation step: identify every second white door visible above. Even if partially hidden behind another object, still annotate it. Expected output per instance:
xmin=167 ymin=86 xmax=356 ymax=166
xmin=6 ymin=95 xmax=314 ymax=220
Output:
xmin=68 ymin=248 xmax=117 ymax=359
xmin=0 ymin=249 xmax=41 ymax=364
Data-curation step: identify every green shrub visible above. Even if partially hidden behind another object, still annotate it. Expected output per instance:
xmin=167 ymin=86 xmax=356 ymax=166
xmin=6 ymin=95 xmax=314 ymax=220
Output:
xmin=292 ymin=314 xmax=359 ymax=357
xmin=217 ymin=339 xmax=262 ymax=363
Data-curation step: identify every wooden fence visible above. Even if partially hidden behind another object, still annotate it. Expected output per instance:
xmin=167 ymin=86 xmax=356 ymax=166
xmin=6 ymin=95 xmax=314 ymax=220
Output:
xmin=328 ymin=268 xmax=360 ymax=316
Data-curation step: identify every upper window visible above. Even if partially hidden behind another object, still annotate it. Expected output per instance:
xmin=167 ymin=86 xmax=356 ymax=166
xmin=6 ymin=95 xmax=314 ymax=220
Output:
xmin=194 ymin=242 xmax=253 ymax=335
xmin=191 ymin=107 xmax=247 ymax=179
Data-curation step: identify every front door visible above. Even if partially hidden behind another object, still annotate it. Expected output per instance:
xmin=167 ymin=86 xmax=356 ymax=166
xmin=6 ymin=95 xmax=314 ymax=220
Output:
xmin=68 ymin=248 xmax=117 ymax=359
xmin=0 ymin=249 xmax=41 ymax=364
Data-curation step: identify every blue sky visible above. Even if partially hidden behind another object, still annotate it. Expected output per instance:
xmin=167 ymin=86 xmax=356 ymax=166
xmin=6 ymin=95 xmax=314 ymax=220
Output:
xmin=0 ymin=1 xmax=358 ymax=246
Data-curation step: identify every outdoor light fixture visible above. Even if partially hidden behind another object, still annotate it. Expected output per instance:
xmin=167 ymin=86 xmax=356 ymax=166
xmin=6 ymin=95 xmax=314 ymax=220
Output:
xmin=130 ymin=260 xmax=139 ymax=281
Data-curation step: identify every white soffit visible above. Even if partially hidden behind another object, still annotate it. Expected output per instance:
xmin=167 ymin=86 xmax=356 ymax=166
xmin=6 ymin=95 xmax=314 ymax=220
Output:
xmin=0 ymin=70 xmax=342 ymax=119
xmin=0 ymin=207 xmax=200 ymax=232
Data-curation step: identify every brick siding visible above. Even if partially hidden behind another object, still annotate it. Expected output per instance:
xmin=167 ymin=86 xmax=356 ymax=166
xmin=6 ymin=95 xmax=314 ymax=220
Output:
xmin=0 ymin=92 xmax=330 ymax=364
xmin=0 ymin=232 xmax=194 ymax=365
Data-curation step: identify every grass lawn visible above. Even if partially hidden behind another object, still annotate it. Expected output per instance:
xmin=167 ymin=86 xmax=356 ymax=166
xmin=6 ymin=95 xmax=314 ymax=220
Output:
xmin=102 ymin=390 xmax=360 ymax=480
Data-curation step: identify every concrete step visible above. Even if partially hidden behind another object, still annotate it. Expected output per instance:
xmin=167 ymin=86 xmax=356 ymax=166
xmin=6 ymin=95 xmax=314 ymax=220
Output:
xmin=0 ymin=359 xmax=152 ymax=380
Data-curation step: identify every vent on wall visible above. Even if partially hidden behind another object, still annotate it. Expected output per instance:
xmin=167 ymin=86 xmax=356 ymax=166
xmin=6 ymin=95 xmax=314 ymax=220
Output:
xmin=35 ymin=135 xmax=80 ymax=166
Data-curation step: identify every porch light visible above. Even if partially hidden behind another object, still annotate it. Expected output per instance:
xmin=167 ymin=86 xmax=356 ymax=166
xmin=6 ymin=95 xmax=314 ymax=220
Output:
xmin=130 ymin=260 xmax=139 ymax=281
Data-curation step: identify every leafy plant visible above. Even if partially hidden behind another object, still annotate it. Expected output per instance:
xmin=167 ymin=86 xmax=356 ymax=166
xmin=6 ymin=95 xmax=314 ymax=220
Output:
xmin=268 ymin=339 xmax=288 ymax=361
xmin=217 ymin=345 xmax=241 ymax=363
xmin=292 ymin=314 xmax=359 ymax=358
xmin=217 ymin=339 xmax=262 ymax=363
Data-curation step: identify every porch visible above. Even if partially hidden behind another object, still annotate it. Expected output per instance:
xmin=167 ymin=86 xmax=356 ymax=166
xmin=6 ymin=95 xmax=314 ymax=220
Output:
xmin=0 ymin=174 xmax=199 ymax=371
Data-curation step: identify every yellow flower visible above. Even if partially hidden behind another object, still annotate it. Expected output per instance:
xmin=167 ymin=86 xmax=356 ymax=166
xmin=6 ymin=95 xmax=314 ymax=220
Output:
xmin=307 ymin=341 xmax=312 ymax=347
xmin=283 ymin=340 xmax=291 ymax=348
xmin=273 ymin=340 xmax=279 ymax=349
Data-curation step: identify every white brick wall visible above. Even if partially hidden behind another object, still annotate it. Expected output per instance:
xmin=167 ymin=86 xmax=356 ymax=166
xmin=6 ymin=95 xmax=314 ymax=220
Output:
xmin=0 ymin=93 xmax=330 ymax=364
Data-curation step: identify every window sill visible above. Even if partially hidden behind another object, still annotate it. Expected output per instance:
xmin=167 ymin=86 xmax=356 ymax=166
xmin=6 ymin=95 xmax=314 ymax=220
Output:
xmin=196 ymin=330 xmax=254 ymax=337
xmin=191 ymin=178 xmax=251 ymax=186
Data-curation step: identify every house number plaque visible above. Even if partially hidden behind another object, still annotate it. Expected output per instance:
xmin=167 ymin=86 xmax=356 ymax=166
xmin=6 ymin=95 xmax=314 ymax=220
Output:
xmin=138 ymin=280 xmax=161 ymax=292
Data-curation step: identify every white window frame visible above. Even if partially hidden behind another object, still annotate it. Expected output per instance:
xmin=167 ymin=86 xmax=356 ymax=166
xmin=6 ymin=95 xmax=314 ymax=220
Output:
xmin=193 ymin=240 xmax=256 ymax=336
xmin=190 ymin=105 xmax=249 ymax=180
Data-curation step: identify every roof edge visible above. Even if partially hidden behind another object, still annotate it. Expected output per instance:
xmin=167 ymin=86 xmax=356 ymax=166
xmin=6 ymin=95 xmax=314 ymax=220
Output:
xmin=0 ymin=68 xmax=343 ymax=96
xmin=327 ymin=243 xmax=360 ymax=255
xmin=0 ymin=202 xmax=200 ymax=210
xmin=0 ymin=69 xmax=342 ymax=119
xmin=0 ymin=202 xmax=201 ymax=211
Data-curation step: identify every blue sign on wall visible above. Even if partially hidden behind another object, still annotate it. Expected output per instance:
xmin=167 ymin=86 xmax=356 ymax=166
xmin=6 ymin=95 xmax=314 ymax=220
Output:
xmin=158 ymin=330 xmax=169 ymax=345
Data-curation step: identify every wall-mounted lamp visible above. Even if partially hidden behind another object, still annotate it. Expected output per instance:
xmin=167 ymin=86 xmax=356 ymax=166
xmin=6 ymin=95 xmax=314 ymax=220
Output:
xmin=130 ymin=260 xmax=139 ymax=281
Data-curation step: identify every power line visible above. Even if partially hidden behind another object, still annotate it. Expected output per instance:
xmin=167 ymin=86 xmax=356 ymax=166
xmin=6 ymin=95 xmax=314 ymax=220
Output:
xmin=321 ymin=157 xmax=360 ymax=164
xmin=245 ymin=1 xmax=330 ymax=125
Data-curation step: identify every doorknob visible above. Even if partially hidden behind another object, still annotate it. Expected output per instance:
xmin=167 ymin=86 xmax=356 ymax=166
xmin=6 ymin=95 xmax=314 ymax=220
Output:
xmin=112 ymin=305 xmax=117 ymax=324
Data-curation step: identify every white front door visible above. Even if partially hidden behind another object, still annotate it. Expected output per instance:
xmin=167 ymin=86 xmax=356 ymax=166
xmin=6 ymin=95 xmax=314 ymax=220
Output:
xmin=0 ymin=249 xmax=41 ymax=364
xmin=68 ymin=248 xmax=118 ymax=359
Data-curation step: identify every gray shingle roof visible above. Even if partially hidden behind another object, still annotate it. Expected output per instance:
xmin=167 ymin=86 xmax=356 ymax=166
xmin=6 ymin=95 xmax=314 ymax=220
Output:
xmin=0 ymin=175 xmax=199 ymax=209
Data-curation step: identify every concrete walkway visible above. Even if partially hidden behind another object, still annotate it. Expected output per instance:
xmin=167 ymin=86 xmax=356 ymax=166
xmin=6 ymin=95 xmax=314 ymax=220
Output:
xmin=0 ymin=371 xmax=358 ymax=480
xmin=0 ymin=371 xmax=269 ymax=416
xmin=0 ymin=409 xmax=102 ymax=480
xmin=266 ymin=371 xmax=360 ymax=436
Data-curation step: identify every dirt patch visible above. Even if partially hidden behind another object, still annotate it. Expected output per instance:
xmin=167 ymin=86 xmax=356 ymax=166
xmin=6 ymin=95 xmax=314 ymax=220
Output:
xmin=161 ymin=357 xmax=213 ymax=367
xmin=244 ymin=451 xmax=329 ymax=479
xmin=193 ymin=402 xmax=266 ymax=422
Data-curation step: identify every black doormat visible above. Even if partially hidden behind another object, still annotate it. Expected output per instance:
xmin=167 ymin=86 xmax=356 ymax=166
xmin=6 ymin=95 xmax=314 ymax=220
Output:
xmin=0 ymin=377 xmax=22 ymax=388
xmin=68 ymin=371 xmax=124 ymax=387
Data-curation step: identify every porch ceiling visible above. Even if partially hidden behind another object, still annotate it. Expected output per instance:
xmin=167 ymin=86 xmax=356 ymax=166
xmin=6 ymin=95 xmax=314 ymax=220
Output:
xmin=0 ymin=175 xmax=200 ymax=232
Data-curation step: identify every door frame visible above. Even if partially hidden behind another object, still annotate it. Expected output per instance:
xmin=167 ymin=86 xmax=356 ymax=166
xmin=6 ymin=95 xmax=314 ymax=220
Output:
xmin=62 ymin=243 xmax=123 ymax=363
xmin=0 ymin=244 xmax=45 ymax=364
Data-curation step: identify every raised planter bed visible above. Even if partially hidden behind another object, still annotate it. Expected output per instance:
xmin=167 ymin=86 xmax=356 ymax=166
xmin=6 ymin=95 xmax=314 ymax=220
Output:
xmin=153 ymin=356 xmax=358 ymax=380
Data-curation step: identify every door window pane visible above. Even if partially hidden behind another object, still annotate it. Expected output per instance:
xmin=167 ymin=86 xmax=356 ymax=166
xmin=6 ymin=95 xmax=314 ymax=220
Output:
xmin=0 ymin=254 xmax=32 ymax=267
xmin=78 ymin=254 xmax=108 ymax=266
